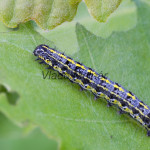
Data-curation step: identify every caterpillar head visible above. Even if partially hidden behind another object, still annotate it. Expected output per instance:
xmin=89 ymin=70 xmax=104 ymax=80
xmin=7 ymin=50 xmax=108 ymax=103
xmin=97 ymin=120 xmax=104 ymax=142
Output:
xmin=33 ymin=44 xmax=48 ymax=56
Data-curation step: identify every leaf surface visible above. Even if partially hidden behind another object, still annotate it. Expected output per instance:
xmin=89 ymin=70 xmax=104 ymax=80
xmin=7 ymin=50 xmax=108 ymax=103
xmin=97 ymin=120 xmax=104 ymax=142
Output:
xmin=0 ymin=109 xmax=58 ymax=150
xmin=0 ymin=0 xmax=150 ymax=149
xmin=0 ymin=0 xmax=122 ymax=30
xmin=84 ymin=0 xmax=121 ymax=22
xmin=0 ymin=0 xmax=81 ymax=29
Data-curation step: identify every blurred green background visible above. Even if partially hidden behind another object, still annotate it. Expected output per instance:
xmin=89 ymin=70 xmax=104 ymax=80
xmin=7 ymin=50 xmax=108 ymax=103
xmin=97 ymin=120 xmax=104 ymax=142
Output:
xmin=0 ymin=112 xmax=58 ymax=150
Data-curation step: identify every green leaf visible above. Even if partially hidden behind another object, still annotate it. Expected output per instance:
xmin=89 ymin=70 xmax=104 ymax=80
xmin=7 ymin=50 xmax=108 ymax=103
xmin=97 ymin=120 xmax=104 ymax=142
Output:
xmin=0 ymin=110 xmax=58 ymax=150
xmin=35 ymin=0 xmax=137 ymax=52
xmin=0 ymin=84 xmax=19 ymax=105
xmin=0 ymin=0 xmax=122 ymax=30
xmin=84 ymin=0 xmax=122 ymax=22
xmin=0 ymin=0 xmax=81 ymax=30
xmin=0 ymin=0 xmax=150 ymax=149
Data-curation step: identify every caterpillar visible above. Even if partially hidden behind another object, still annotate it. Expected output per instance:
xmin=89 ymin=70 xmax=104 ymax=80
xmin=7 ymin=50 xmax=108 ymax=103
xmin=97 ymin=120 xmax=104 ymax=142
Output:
xmin=33 ymin=44 xmax=150 ymax=136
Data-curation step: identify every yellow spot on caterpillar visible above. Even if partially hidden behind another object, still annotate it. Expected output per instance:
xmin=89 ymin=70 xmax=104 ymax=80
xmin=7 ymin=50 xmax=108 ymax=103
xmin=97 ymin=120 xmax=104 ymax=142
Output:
xmin=48 ymin=62 xmax=52 ymax=66
xmin=75 ymin=79 xmax=83 ymax=86
xmin=57 ymin=67 xmax=62 ymax=73
xmin=112 ymin=99 xmax=118 ymax=104
xmin=114 ymin=84 xmax=124 ymax=92
xmin=45 ymin=59 xmax=49 ymax=63
xmin=48 ymin=48 xmax=55 ymax=53
xmin=87 ymin=69 xmax=98 ymax=77
xmin=136 ymin=116 xmax=144 ymax=124
xmin=101 ymin=78 xmax=111 ymax=84
xmin=104 ymin=95 xmax=110 ymax=100
xmin=124 ymin=107 xmax=129 ymax=112
xmin=43 ymin=45 xmax=48 ymax=49
xmin=118 ymin=102 xmax=122 ymax=107
xmin=86 ymin=85 xmax=92 ymax=90
xmin=139 ymin=102 xmax=148 ymax=109
xmin=39 ymin=55 xmax=44 ymax=59
xmin=68 ymin=58 xmax=75 ymax=64
xmin=76 ymin=63 xmax=85 ymax=70
xmin=53 ymin=66 xmax=58 ymax=69
xmin=127 ymin=93 xmax=136 ymax=100
xmin=91 ymin=89 xmax=97 ymax=93
xmin=100 ymin=93 xmax=105 ymax=97
xmin=106 ymin=79 xmax=110 ymax=84
xmin=60 ymin=54 xmax=66 ymax=59
xmin=128 ymin=108 xmax=133 ymax=114
xmin=43 ymin=46 xmax=54 ymax=53
xmin=65 ymin=73 xmax=73 ymax=80
xmin=69 ymin=76 xmax=73 ymax=80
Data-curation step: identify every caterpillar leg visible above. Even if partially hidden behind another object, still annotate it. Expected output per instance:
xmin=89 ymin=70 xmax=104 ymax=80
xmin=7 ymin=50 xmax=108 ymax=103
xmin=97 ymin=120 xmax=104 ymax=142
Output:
xmin=39 ymin=60 xmax=45 ymax=64
xmin=107 ymin=102 xmax=113 ymax=107
xmin=93 ymin=93 xmax=99 ymax=100
xmin=69 ymin=79 xmax=74 ymax=83
xmin=94 ymin=96 xmax=98 ymax=100
xmin=104 ymin=73 xmax=108 ymax=76
xmin=35 ymin=58 xmax=40 ymax=61
xmin=147 ymin=130 xmax=150 ymax=136
xmin=118 ymin=108 xmax=126 ymax=115
xmin=99 ymin=71 xmax=108 ymax=77
xmin=45 ymin=66 xmax=53 ymax=69
xmin=58 ymin=72 xmax=63 ymax=77
xmin=80 ymin=87 xmax=84 ymax=91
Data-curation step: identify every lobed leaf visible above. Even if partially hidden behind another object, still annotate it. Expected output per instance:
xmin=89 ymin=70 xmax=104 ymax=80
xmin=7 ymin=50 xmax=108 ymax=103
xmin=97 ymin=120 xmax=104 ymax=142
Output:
xmin=0 ymin=0 xmax=150 ymax=149
xmin=0 ymin=0 xmax=122 ymax=30
xmin=84 ymin=0 xmax=122 ymax=22
xmin=0 ymin=0 xmax=81 ymax=30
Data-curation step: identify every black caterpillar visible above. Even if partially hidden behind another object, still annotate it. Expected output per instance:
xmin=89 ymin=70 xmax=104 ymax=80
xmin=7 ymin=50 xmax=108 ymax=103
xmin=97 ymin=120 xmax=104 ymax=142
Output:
xmin=33 ymin=44 xmax=150 ymax=136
